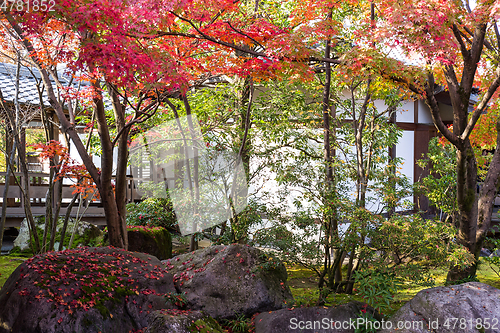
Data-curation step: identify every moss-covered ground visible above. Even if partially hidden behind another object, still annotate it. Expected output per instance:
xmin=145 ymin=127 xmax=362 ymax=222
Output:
xmin=0 ymin=255 xmax=29 ymax=287
xmin=286 ymin=259 xmax=500 ymax=317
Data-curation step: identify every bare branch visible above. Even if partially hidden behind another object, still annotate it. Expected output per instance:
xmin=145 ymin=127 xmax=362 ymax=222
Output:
xmin=461 ymin=71 xmax=500 ymax=141
xmin=424 ymin=72 xmax=460 ymax=146
xmin=111 ymin=101 xmax=159 ymax=147
xmin=152 ymin=15 xmax=341 ymax=65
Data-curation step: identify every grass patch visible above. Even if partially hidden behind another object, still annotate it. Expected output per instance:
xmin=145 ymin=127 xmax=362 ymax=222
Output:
xmin=287 ymin=259 xmax=500 ymax=317
xmin=0 ymin=255 xmax=27 ymax=288
xmin=477 ymin=258 xmax=500 ymax=289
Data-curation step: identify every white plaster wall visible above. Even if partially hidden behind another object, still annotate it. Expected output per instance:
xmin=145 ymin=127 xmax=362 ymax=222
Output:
xmin=396 ymin=100 xmax=414 ymax=123
xmin=418 ymin=99 xmax=433 ymax=124
xmin=396 ymin=130 xmax=414 ymax=186
xmin=65 ymin=132 xmax=120 ymax=185
xmin=373 ymin=99 xmax=388 ymax=113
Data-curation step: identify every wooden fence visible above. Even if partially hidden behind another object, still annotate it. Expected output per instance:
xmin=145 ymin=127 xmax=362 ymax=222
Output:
xmin=0 ymin=172 xmax=140 ymax=227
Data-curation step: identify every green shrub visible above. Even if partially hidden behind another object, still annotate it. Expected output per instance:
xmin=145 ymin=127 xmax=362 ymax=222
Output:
xmin=126 ymin=198 xmax=177 ymax=231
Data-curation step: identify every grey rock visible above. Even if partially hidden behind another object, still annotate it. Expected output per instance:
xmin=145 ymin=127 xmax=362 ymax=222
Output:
xmin=12 ymin=218 xmax=32 ymax=251
xmin=163 ymin=244 xmax=293 ymax=319
xmin=255 ymin=301 xmax=382 ymax=333
xmin=0 ymin=246 xmax=176 ymax=333
xmin=145 ymin=310 xmax=224 ymax=333
xmin=480 ymin=248 xmax=492 ymax=257
xmin=380 ymin=282 xmax=500 ymax=333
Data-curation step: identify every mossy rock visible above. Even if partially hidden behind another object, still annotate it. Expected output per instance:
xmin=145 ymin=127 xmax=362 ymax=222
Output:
xmin=128 ymin=226 xmax=172 ymax=260
xmin=0 ymin=247 xmax=176 ymax=333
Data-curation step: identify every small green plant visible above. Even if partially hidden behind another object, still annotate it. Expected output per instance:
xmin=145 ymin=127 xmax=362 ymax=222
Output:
xmin=415 ymin=137 xmax=458 ymax=224
xmin=223 ymin=313 xmax=254 ymax=333
xmin=251 ymin=253 xmax=282 ymax=273
xmin=444 ymin=274 xmax=480 ymax=286
xmin=165 ymin=292 xmax=187 ymax=308
xmin=353 ymin=269 xmax=399 ymax=314
xmin=290 ymin=295 xmax=314 ymax=307
xmin=211 ymin=200 xmax=266 ymax=245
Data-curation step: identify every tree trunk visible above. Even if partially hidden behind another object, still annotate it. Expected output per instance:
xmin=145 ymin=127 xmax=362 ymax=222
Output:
xmin=108 ymin=84 xmax=130 ymax=249
xmin=183 ymin=94 xmax=200 ymax=251
xmin=317 ymin=34 xmax=334 ymax=306
xmin=4 ymin=15 xmax=130 ymax=250
xmin=447 ymin=140 xmax=478 ymax=281
xmin=0 ymin=57 xmax=41 ymax=253
xmin=417 ymin=20 xmax=500 ymax=282
xmin=447 ymin=118 xmax=500 ymax=281
xmin=0 ymin=136 xmax=16 ymax=252
xmin=58 ymin=190 xmax=79 ymax=251
xmin=93 ymin=83 xmax=127 ymax=249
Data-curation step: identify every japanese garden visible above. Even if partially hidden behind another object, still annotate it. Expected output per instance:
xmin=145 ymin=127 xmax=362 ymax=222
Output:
xmin=1 ymin=0 xmax=500 ymax=332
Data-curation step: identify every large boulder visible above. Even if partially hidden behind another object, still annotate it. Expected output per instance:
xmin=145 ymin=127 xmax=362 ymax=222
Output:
xmin=13 ymin=217 xmax=102 ymax=252
xmin=128 ymin=226 xmax=172 ymax=260
xmin=380 ymin=282 xmax=500 ymax=333
xmin=163 ymin=244 xmax=294 ymax=319
xmin=0 ymin=246 xmax=176 ymax=333
xmin=255 ymin=301 xmax=381 ymax=333
xmin=145 ymin=309 xmax=224 ymax=333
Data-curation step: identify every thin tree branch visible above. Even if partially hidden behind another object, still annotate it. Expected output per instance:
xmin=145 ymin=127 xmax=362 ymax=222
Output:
xmin=461 ymin=70 xmax=500 ymax=141
xmin=424 ymin=72 xmax=460 ymax=146
xmin=225 ymin=20 xmax=265 ymax=50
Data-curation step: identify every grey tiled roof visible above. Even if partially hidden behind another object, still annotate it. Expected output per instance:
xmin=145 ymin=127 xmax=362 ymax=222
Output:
xmin=0 ymin=62 xmax=89 ymax=107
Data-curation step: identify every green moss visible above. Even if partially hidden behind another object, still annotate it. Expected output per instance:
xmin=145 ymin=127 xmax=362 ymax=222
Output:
xmin=94 ymin=303 xmax=111 ymax=318
xmin=0 ymin=256 xmax=27 ymax=288
xmin=286 ymin=263 xmax=500 ymax=317
xmin=8 ymin=246 xmax=34 ymax=257
xmin=17 ymin=248 xmax=154 ymax=322
xmin=82 ymin=316 xmax=93 ymax=327
xmin=188 ymin=318 xmax=224 ymax=333
xmin=127 ymin=226 xmax=172 ymax=259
